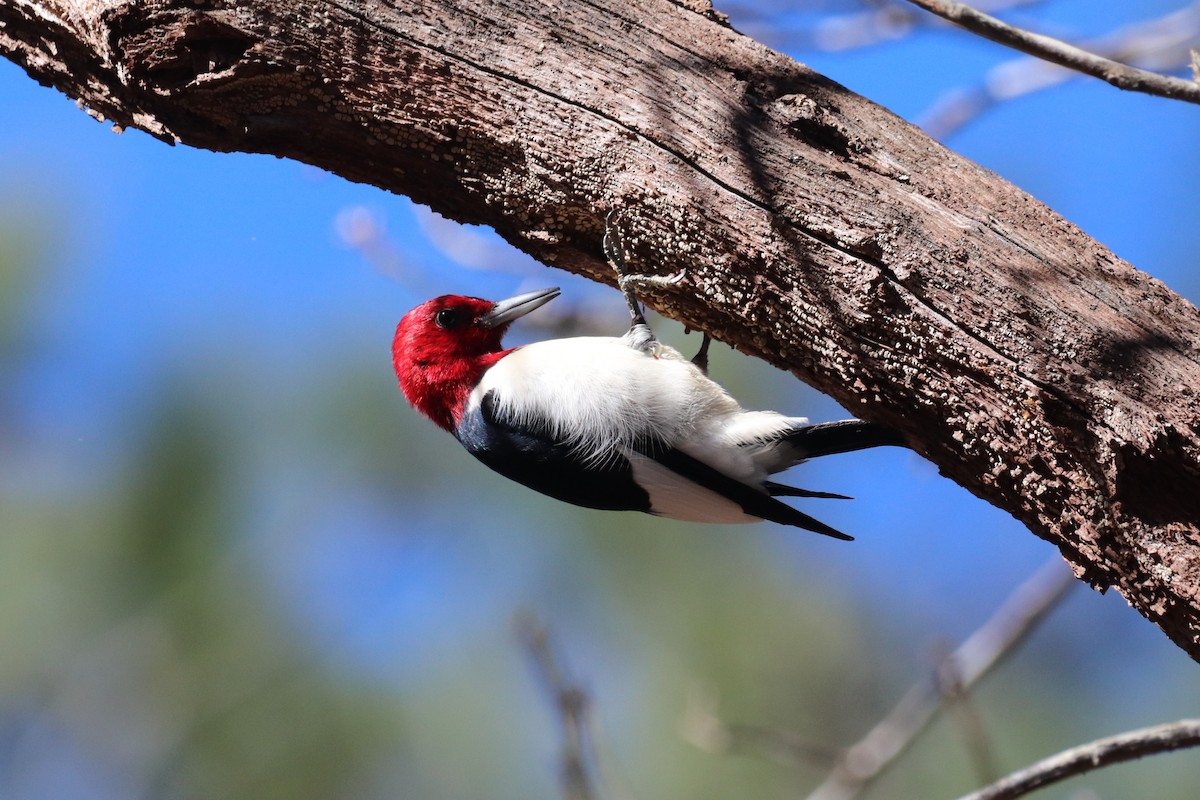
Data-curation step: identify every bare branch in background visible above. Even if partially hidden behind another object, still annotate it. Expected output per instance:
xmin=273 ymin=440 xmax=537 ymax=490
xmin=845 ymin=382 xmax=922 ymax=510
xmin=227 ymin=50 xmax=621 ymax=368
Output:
xmin=335 ymin=206 xmax=423 ymax=287
xmin=683 ymin=557 xmax=1074 ymax=798
xmin=823 ymin=0 xmax=1046 ymax=52
xmin=902 ymin=0 xmax=1200 ymax=104
xmin=681 ymin=683 xmax=842 ymax=769
xmin=934 ymin=641 xmax=1000 ymax=786
xmin=516 ymin=613 xmax=603 ymax=800
xmin=725 ymin=0 xmax=1048 ymax=51
xmin=804 ymin=556 xmax=1075 ymax=800
xmin=726 ymin=1 xmax=1198 ymax=136
xmin=336 ymin=205 xmax=623 ymax=336
xmin=921 ymin=2 xmax=1200 ymax=137
xmin=955 ymin=719 xmax=1200 ymax=800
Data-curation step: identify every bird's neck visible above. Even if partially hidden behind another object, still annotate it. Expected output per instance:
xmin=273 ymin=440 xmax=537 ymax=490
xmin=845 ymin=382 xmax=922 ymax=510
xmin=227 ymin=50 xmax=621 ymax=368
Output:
xmin=407 ymin=350 xmax=509 ymax=432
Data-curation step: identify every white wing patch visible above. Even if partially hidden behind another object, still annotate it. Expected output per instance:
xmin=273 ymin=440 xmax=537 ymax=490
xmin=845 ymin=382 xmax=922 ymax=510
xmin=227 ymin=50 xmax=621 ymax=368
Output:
xmin=625 ymin=451 xmax=760 ymax=524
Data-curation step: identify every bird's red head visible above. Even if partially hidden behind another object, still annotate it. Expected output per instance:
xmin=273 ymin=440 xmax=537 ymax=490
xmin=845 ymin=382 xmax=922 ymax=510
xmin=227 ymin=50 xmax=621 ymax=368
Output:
xmin=392 ymin=288 xmax=560 ymax=431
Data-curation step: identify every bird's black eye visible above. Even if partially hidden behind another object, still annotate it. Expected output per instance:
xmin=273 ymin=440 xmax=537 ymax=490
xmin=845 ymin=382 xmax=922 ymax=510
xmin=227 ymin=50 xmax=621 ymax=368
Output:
xmin=435 ymin=308 xmax=469 ymax=329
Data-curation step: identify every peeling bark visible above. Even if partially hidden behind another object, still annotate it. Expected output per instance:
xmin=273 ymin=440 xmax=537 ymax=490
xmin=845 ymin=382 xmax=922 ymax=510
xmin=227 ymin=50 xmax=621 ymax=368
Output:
xmin=3 ymin=0 xmax=1199 ymax=657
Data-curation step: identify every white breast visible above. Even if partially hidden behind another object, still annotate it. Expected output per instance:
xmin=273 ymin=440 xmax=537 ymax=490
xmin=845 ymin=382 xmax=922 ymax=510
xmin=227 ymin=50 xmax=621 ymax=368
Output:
xmin=468 ymin=337 xmax=807 ymax=485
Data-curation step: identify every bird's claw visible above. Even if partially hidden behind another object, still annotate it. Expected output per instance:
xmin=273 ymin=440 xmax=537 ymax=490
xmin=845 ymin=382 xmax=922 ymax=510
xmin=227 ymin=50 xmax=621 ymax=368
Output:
xmin=604 ymin=210 xmax=686 ymax=350
xmin=618 ymin=269 xmax=687 ymax=293
xmin=620 ymin=269 xmax=686 ymax=288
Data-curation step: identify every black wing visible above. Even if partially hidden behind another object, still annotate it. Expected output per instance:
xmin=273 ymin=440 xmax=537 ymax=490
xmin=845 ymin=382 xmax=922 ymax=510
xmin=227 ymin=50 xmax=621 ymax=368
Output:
xmin=455 ymin=391 xmax=652 ymax=513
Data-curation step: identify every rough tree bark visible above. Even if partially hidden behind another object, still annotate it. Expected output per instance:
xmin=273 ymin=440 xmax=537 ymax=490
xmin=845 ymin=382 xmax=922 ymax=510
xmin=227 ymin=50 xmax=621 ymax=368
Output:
xmin=3 ymin=0 xmax=1199 ymax=657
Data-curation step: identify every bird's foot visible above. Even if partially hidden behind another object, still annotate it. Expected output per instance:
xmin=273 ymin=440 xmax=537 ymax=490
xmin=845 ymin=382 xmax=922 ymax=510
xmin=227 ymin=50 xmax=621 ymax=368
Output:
xmin=617 ymin=270 xmax=687 ymax=354
xmin=619 ymin=269 xmax=687 ymax=290
xmin=618 ymin=269 xmax=686 ymax=309
xmin=604 ymin=210 xmax=687 ymax=354
xmin=604 ymin=209 xmax=653 ymax=331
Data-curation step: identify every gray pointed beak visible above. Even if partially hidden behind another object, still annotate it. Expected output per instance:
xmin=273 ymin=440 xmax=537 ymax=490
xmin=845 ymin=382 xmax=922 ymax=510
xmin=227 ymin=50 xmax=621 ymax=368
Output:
xmin=479 ymin=287 xmax=561 ymax=329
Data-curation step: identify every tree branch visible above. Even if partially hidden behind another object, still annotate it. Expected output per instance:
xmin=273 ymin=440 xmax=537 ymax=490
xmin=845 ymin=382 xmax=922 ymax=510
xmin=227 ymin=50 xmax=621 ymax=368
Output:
xmin=684 ymin=557 xmax=1074 ymax=796
xmin=956 ymin=719 xmax=1200 ymax=800
xmin=3 ymin=0 xmax=1200 ymax=658
xmin=902 ymin=0 xmax=1200 ymax=103
xmin=805 ymin=556 xmax=1074 ymax=800
xmin=919 ymin=2 xmax=1200 ymax=137
xmin=734 ymin=0 xmax=1047 ymax=53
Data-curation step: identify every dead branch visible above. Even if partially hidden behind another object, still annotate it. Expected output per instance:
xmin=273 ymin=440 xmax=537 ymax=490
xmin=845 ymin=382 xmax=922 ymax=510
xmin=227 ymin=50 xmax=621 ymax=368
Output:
xmin=684 ymin=558 xmax=1074 ymax=796
xmin=902 ymin=0 xmax=1200 ymax=103
xmin=730 ymin=0 xmax=1048 ymax=52
xmin=935 ymin=641 xmax=1000 ymax=786
xmin=805 ymin=557 xmax=1075 ymax=800
xmin=956 ymin=718 xmax=1200 ymax=800
xmin=920 ymin=2 xmax=1200 ymax=137
xmin=681 ymin=684 xmax=842 ymax=769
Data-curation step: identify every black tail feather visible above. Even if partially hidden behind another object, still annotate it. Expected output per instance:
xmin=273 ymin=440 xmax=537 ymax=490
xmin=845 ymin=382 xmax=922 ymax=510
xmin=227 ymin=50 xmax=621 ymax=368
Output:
xmin=765 ymin=481 xmax=852 ymax=500
xmin=786 ymin=420 xmax=907 ymax=459
xmin=762 ymin=504 xmax=854 ymax=540
xmin=638 ymin=445 xmax=855 ymax=540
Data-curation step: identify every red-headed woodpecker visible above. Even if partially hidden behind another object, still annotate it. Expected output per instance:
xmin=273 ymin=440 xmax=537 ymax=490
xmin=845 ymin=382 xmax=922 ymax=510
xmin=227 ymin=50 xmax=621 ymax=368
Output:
xmin=392 ymin=286 xmax=905 ymax=539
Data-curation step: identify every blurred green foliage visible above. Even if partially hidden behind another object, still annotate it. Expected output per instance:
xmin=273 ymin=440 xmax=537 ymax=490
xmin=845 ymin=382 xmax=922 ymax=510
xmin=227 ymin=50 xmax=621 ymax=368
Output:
xmin=0 ymin=219 xmax=403 ymax=799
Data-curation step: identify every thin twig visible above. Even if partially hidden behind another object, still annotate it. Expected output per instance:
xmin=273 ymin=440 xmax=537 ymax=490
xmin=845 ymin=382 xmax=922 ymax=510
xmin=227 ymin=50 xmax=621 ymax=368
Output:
xmin=724 ymin=0 xmax=1048 ymax=51
xmin=920 ymin=2 xmax=1200 ymax=137
xmin=955 ymin=719 xmax=1200 ymax=800
xmin=681 ymin=683 xmax=842 ymax=769
xmin=902 ymin=0 xmax=1200 ymax=104
xmin=816 ymin=0 xmax=1047 ymax=52
xmin=805 ymin=555 xmax=1075 ymax=800
xmin=515 ymin=612 xmax=600 ymax=800
xmin=934 ymin=641 xmax=1000 ymax=785
xmin=337 ymin=204 xmax=620 ymax=336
